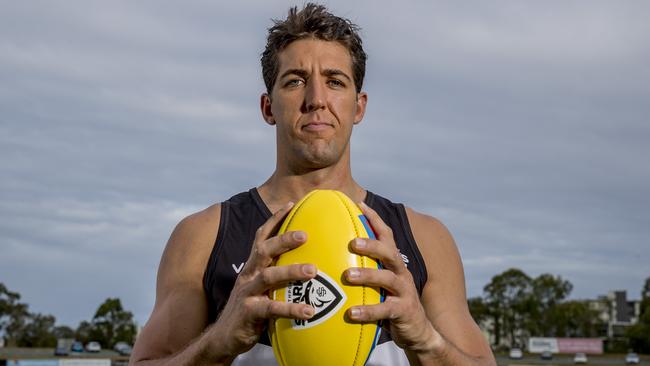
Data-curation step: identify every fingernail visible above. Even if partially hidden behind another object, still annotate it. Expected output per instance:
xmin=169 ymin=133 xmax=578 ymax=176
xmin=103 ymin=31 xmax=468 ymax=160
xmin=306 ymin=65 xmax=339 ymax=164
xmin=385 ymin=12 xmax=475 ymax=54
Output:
xmin=350 ymin=308 xmax=361 ymax=318
xmin=303 ymin=264 xmax=316 ymax=276
xmin=285 ymin=201 xmax=294 ymax=209
xmin=355 ymin=238 xmax=367 ymax=248
xmin=293 ymin=231 xmax=306 ymax=241
xmin=347 ymin=268 xmax=360 ymax=279
xmin=304 ymin=307 xmax=314 ymax=317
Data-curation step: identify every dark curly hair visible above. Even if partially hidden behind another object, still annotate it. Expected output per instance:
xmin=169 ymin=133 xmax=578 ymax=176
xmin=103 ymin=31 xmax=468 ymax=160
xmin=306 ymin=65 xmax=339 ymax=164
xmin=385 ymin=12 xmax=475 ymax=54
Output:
xmin=261 ymin=3 xmax=367 ymax=94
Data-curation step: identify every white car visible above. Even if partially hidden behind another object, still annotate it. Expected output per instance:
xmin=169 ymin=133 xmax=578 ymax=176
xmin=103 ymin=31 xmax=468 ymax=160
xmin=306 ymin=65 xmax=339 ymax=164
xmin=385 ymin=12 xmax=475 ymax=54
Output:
xmin=626 ymin=353 xmax=640 ymax=365
xmin=85 ymin=341 xmax=101 ymax=352
xmin=509 ymin=348 xmax=523 ymax=359
xmin=574 ymin=352 xmax=588 ymax=364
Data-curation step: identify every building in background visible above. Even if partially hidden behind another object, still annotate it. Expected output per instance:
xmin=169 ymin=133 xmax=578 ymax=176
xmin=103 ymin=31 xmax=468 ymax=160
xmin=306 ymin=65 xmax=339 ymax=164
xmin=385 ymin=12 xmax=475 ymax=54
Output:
xmin=589 ymin=290 xmax=641 ymax=340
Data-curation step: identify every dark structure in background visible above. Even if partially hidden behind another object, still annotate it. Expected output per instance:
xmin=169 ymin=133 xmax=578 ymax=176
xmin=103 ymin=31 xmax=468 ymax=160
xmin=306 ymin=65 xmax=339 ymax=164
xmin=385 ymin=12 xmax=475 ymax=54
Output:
xmin=588 ymin=290 xmax=641 ymax=343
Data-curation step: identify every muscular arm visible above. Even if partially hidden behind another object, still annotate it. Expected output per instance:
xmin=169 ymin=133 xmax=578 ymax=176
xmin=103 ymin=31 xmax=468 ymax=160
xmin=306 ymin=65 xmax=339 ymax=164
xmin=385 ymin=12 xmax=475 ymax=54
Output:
xmin=405 ymin=208 xmax=495 ymax=366
xmin=130 ymin=204 xmax=233 ymax=366
xmin=130 ymin=201 xmax=317 ymax=366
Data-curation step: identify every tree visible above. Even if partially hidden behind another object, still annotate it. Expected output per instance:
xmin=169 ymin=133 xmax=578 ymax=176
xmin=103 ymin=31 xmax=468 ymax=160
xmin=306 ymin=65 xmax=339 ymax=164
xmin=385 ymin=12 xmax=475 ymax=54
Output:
xmin=75 ymin=320 xmax=93 ymax=344
xmin=481 ymin=269 xmax=576 ymax=347
xmin=2 ymin=284 xmax=140 ymax=349
xmin=0 ymin=282 xmax=29 ymax=346
xmin=87 ymin=298 xmax=137 ymax=348
xmin=551 ymin=300 xmax=603 ymax=338
xmin=53 ymin=325 xmax=75 ymax=340
xmin=641 ymin=276 xmax=650 ymax=315
xmin=626 ymin=276 xmax=650 ymax=353
xmin=468 ymin=297 xmax=490 ymax=325
xmin=530 ymin=273 xmax=573 ymax=336
xmin=483 ymin=268 xmax=533 ymax=347
xmin=17 ymin=313 xmax=57 ymax=347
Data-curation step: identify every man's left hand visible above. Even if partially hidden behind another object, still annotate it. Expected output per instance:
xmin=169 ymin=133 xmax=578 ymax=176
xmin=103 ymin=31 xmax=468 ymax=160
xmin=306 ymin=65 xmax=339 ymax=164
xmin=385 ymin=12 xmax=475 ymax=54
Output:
xmin=344 ymin=202 xmax=440 ymax=353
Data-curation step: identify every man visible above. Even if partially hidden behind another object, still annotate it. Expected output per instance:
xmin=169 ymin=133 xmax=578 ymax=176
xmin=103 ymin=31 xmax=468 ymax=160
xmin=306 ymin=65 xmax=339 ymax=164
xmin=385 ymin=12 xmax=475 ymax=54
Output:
xmin=131 ymin=4 xmax=495 ymax=366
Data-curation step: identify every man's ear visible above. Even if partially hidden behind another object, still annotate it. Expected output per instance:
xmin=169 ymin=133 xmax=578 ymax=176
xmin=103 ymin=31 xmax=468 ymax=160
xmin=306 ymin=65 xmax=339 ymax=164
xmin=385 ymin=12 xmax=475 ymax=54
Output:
xmin=260 ymin=93 xmax=275 ymax=125
xmin=353 ymin=91 xmax=368 ymax=125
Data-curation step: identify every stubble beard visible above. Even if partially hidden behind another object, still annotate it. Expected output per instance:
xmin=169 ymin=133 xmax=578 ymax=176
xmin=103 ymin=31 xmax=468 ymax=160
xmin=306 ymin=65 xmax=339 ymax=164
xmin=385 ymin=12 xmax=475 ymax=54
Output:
xmin=288 ymin=138 xmax=343 ymax=172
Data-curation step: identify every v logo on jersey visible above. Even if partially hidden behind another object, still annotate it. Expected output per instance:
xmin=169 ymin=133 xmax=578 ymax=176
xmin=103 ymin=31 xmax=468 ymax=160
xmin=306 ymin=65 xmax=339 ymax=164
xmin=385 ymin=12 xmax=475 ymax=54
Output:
xmin=232 ymin=262 xmax=245 ymax=274
xmin=398 ymin=249 xmax=409 ymax=267
xmin=286 ymin=271 xmax=346 ymax=329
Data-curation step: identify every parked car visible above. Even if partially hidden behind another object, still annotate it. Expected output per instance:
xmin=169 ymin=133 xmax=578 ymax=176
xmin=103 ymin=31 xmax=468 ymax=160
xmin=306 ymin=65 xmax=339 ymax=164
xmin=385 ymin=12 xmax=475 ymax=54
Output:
xmin=509 ymin=348 xmax=523 ymax=359
xmin=626 ymin=352 xmax=640 ymax=365
xmin=86 ymin=341 xmax=102 ymax=352
xmin=54 ymin=338 xmax=71 ymax=356
xmin=574 ymin=352 xmax=588 ymax=364
xmin=70 ymin=341 xmax=84 ymax=353
xmin=54 ymin=346 xmax=69 ymax=356
xmin=540 ymin=350 xmax=553 ymax=360
xmin=114 ymin=342 xmax=133 ymax=356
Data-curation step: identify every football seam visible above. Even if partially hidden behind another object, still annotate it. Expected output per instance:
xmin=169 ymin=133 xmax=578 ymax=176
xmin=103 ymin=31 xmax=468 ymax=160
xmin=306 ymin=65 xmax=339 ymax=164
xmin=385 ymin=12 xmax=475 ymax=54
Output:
xmin=280 ymin=190 xmax=317 ymax=234
xmin=333 ymin=191 xmax=366 ymax=366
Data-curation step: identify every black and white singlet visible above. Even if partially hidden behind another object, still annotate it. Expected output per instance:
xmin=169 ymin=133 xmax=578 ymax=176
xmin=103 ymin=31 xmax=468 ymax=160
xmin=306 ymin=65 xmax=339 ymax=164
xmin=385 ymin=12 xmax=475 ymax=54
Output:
xmin=203 ymin=188 xmax=428 ymax=365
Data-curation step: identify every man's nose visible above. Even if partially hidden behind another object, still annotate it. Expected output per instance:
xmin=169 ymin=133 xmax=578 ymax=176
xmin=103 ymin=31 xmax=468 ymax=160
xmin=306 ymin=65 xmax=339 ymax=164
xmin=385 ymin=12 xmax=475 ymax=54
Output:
xmin=304 ymin=78 xmax=326 ymax=111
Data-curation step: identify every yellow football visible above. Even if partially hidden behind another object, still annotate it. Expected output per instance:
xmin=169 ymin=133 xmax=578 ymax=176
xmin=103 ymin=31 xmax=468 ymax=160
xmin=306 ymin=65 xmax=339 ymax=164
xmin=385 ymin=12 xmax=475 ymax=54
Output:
xmin=269 ymin=190 xmax=382 ymax=366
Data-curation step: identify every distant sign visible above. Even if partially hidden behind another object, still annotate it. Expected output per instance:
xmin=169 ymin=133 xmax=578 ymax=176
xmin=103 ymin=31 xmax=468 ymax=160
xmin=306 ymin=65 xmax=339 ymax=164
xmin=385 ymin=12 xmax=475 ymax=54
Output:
xmin=557 ymin=338 xmax=603 ymax=354
xmin=528 ymin=337 xmax=603 ymax=354
xmin=7 ymin=359 xmax=111 ymax=366
xmin=7 ymin=360 xmax=59 ymax=366
xmin=528 ymin=337 xmax=559 ymax=353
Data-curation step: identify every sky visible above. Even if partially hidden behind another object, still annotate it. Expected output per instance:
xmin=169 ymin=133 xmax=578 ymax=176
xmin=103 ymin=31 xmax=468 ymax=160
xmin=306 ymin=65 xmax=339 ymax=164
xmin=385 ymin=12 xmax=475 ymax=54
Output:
xmin=1 ymin=1 xmax=649 ymax=329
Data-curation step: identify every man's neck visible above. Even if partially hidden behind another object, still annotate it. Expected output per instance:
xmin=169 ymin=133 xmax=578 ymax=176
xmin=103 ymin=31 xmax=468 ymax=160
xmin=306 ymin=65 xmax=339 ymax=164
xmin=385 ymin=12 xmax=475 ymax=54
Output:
xmin=257 ymin=166 xmax=365 ymax=214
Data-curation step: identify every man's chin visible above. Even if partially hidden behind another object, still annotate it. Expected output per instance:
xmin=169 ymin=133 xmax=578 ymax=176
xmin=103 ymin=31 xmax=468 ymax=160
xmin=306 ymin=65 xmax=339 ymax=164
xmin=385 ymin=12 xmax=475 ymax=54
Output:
xmin=288 ymin=141 xmax=344 ymax=170
xmin=304 ymin=155 xmax=337 ymax=169
xmin=297 ymin=150 xmax=341 ymax=170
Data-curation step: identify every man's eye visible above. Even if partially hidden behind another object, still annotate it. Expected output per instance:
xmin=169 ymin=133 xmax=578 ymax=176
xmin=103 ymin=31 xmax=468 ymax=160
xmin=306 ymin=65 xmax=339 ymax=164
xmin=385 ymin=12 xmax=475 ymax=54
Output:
xmin=286 ymin=79 xmax=304 ymax=87
xmin=328 ymin=79 xmax=344 ymax=87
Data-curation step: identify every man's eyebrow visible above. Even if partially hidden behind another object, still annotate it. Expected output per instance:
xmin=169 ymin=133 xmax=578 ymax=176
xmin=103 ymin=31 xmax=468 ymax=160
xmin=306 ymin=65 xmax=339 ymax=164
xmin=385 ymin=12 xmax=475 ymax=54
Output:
xmin=279 ymin=69 xmax=310 ymax=80
xmin=323 ymin=68 xmax=352 ymax=82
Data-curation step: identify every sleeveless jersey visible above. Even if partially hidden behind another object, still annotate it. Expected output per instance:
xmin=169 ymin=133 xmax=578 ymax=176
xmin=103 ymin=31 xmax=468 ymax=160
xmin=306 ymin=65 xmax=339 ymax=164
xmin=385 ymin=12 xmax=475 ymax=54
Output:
xmin=203 ymin=188 xmax=428 ymax=365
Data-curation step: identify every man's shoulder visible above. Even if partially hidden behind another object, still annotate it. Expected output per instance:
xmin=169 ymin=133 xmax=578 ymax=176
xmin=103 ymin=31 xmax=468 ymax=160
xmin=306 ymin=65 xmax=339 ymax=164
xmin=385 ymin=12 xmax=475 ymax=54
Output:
xmin=159 ymin=203 xmax=222 ymax=280
xmin=403 ymin=206 xmax=451 ymax=239
xmin=402 ymin=206 xmax=460 ymax=280
xmin=169 ymin=188 xmax=258 ymax=248
xmin=173 ymin=203 xmax=222 ymax=241
xmin=365 ymin=191 xmax=452 ymax=245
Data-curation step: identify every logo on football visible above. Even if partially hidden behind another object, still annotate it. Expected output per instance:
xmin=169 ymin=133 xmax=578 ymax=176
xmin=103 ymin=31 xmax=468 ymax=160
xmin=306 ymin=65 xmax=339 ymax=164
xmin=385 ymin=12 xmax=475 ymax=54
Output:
xmin=286 ymin=271 xmax=346 ymax=329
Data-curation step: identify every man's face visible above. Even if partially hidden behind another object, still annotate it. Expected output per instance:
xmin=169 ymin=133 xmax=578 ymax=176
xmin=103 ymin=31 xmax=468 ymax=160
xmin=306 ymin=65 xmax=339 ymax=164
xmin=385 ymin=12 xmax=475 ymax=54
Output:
xmin=261 ymin=38 xmax=367 ymax=171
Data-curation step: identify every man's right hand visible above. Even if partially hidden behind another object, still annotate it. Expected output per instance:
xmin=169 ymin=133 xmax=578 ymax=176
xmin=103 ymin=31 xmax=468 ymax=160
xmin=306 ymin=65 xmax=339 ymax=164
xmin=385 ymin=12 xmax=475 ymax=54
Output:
xmin=207 ymin=201 xmax=317 ymax=359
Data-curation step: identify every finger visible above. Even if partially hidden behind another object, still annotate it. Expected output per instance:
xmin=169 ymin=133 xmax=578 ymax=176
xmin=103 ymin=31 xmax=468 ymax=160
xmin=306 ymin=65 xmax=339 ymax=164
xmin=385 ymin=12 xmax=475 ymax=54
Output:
xmin=255 ymin=201 xmax=295 ymax=242
xmin=250 ymin=263 xmax=317 ymax=294
xmin=350 ymin=237 xmax=406 ymax=273
xmin=348 ymin=301 xmax=398 ymax=323
xmin=245 ymin=230 xmax=307 ymax=272
xmin=358 ymin=202 xmax=393 ymax=241
xmin=248 ymin=297 xmax=315 ymax=321
xmin=264 ymin=230 xmax=308 ymax=259
xmin=344 ymin=267 xmax=401 ymax=295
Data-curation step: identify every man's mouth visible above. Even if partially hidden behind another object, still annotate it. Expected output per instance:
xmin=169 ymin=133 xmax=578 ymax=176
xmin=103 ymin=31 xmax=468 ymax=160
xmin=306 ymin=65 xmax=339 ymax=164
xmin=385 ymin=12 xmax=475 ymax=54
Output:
xmin=302 ymin=122 xmax=333 ymax=132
